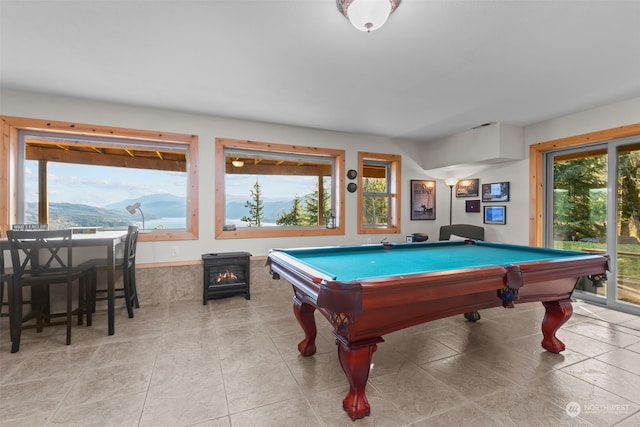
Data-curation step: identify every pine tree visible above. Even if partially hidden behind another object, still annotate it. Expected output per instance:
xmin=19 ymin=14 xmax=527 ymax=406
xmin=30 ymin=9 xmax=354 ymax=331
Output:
xmin=276 ymin=195 xmax=305 ymax=225
xmin=240 ymin=179 xmax=263 ymax=227
xmin=362 ymin=176 xmax=388 ymax=225
xmin=619 ymin=150 xmax=640 ymax=238
xmin=304 ymin=181 xmax=330 ymax=226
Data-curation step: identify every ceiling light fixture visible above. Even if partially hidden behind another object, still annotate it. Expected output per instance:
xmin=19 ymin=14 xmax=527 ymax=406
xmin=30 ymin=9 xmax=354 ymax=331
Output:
xmin=231 ymin=159 xmax=244 ymax=168
xmin=337 ymin=0 xmax=401 ymax=32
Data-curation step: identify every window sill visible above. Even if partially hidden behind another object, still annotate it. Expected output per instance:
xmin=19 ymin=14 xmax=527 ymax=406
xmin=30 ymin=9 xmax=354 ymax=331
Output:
xmin=216 ymin=227 xmax=344 ymax=239
xmin=138 ymin=230 xmax=198 ymax=242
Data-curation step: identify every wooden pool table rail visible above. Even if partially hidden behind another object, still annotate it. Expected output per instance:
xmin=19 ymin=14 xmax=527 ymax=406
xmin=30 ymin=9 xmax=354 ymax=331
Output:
xmin=267 ymin=245 xmax=609 ymax=420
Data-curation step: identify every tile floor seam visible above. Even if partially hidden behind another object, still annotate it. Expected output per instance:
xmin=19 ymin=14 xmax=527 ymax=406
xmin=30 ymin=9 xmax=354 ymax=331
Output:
xmin=594 ymin=350 xmax=640 ymax=376
xmin=40 ymin=359 xmax=87 ymax=426
xmin=210 ymin=304 xmax=232 ymax=422
xmin=613 ymin=409 xmax=640 ymax=426
xmin=380 ymin=361 xmax=474 ymax=407
xmin=277 ymin=340 xmax=325 ymax=426
xmin=1 ymin=298 xmax=639 ymax=426
xmin=559 ymin=363 xmax=640 ymax=407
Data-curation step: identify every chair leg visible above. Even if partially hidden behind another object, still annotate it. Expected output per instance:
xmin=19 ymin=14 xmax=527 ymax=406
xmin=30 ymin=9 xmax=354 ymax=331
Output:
xmin=90 ymin=269 xmax=97 ymax=314
xmin=7 ymin=277 xmax=21 ymax=353
xmin=0 ymin=280 xmax=4 ymax=316
xmin=77 ymin=279 xmax=85 ymax=327
xmin=124 ymin=270 xmax=134 ymax=319
xmin=43 ymin=286 xmax=52 ymax=325
xmin=33 ymin=285 xmax=45 ymax=333
xmin=82 ymin=275 xmax=92 ymax=327
xmin=131 ymin=273 xmax=140 ymax=309
xmin=65 ymin=282 xmax=72 ymax=346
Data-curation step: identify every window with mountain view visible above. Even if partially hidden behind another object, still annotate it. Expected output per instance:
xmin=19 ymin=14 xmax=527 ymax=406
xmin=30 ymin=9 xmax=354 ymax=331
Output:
xmin=215 ymin=138 xmax=345 ymax=239
xmin=358 ymin=152 xmax=401 ymax=234
xmin=15 ymin=126 xmax=197 ymax=240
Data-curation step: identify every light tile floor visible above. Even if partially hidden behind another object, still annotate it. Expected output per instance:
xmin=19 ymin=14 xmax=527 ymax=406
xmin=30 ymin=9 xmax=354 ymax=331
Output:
xmin=1 ymin=284 xmax=640 ymax=426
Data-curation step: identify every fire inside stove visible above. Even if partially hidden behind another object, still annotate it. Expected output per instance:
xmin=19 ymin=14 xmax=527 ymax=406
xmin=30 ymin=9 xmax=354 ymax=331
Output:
xmin=216 ymin=270 xmax=238 ymax=283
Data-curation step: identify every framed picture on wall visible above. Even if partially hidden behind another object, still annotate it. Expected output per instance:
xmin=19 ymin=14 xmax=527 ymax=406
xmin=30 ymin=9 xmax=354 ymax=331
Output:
xmin=482 ymin=181 xmax=510 ymax=202
xmin=465 ymin=200 xmax=480 ymax=213
xmin=410 ymin=180 xmax=436 ymax=220
xmin=484 ymin=205 xmax=506 ymax=225
xmin=456 ymin=179 xmax=479 ymax=197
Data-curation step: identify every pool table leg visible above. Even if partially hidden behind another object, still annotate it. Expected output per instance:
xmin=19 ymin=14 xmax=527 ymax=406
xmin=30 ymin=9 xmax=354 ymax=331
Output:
xmin=293 ymin=296 xmax=317 ymax=356
xmin=335 ymin=335 xmax=384 ymax=420
xmin=541 ymin=298 xmax=573 ymax=353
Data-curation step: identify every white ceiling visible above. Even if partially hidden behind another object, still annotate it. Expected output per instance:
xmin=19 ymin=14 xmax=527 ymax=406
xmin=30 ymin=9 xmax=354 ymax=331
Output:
xmin=1 ymin=0 xmax=639 ymax=142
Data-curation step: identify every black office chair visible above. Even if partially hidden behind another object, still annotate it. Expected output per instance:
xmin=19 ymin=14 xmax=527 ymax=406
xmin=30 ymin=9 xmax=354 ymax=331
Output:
xmin=6 ymin=229 xmax=94 ymax=353
xmin=438 ymin=224 xmax=485 ymax=241
xmin=86 ymin=225 xmax=140 ymax=318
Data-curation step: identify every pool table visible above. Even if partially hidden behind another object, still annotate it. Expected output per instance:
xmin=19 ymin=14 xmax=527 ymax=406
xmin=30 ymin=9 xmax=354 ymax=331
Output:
xmin=266 ymin=240 xmax=609 ymax=420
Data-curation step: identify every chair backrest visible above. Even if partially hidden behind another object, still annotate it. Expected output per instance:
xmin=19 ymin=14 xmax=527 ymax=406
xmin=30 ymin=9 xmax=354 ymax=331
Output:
xmin=6 ymin=229 xmax=74 ymax=280
xmin=124 ymin=225 xmax=139 ymax=271
xmin=1 ymin=229 xmax=6 ymax=276
xmin=439 ymin=224 xmax=485 ymax=241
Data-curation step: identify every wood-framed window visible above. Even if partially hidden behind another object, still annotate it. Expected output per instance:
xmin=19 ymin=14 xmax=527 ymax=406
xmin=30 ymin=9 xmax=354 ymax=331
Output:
xmin=357 ymin=151 xmax=401 ymax=234
xmin=215 ymin=138 xmax=345 ymax=239
xmin=529 ymin=122 xmax=640 ymax=246
xmin=0 ymin=116 xmax=199 ymax=242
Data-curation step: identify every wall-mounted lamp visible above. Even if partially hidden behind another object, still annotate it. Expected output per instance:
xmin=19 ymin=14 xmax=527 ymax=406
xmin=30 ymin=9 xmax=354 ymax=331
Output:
xmin=326 ymin=211 xmax=337 ymax=229
xmin=444 ymin=178 xmax=459 ymax=225
xmin=126 ymin=202 xmax=145 ymax=229
xmin=337 ymin=0 xmax=402 ymax=32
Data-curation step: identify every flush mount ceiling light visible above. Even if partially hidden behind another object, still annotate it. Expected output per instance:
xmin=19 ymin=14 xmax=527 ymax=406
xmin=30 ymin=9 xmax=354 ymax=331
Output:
xmin=231 ymin=158 xmax=244 ymax=168
xmin=337 ymin=0 xmax=401 ymax=32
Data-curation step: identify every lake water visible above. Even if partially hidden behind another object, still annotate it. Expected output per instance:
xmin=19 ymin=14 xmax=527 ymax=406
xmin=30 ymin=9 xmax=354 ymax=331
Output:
xmin=143 ymin=217 xmax=187 ymax=229
xmin=141 ymin=217 xmax=277 ymax=229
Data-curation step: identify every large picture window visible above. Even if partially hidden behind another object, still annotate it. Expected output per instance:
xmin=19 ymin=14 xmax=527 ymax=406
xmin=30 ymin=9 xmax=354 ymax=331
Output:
xmin=215 ymin=138 xmax=345 ymax=239
xmin=358 ymin=152 xmax=401 ymax=234
xmin=1 ymin=116 xmax=199 ymax=242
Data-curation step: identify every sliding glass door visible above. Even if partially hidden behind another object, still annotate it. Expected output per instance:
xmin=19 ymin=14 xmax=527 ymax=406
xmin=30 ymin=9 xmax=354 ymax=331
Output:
xmin=616 ymin=142 xmax=640 ymax=308
xmin=546 ymin=138 xmax=640 ymax=313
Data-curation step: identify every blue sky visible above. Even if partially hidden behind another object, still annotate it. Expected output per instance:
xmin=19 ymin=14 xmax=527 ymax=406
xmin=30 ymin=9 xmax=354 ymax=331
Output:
xmin=225 ymin=174 xmax=321 ymax=201
xmin=25 ymin=161 xmax=186 ymax=206
xmin=25 ymin=161 xmax=321 ymax=206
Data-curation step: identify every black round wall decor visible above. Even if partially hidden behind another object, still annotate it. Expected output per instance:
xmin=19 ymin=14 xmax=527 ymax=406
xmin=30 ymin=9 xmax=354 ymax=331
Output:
xmin=347 ymin=182 xmax=357 ymax=193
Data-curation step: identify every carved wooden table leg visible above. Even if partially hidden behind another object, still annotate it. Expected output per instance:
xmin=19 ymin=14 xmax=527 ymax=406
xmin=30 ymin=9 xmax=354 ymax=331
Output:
xmin=293 ymin=296 xmax=317 ymax=357
xmin=335 ymin=335 xmax=384 ymax=420
xmin=541 ymin=299 xmax=573 ymax=353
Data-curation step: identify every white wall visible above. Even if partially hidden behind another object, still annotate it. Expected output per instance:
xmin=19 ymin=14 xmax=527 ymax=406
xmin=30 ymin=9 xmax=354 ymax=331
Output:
xmin=0 ymin=90 xmax=439 ymax=261
xmin=524 ymin=97 xmax=640 ymax=145
xmin=3 ymin=90 xmax=639 ymax=260
xmin=481 ymin=96 xmax=640 ymax=245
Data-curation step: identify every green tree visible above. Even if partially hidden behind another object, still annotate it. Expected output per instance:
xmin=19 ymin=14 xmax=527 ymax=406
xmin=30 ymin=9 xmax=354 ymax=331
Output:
xmin=304 ymin=180 xmax=331 ymax=226
xmin=618 ymin=150 xmax=640 ymax=238
xmin=553 ymin=156 xmax=607 ymax=240
xmin=362 ymin=177 xmax=388 ymax=225
xmin=241 ymin=179 xmax=263 ymax=227
xmin=276 ymin=195 xmax=305 ymax=226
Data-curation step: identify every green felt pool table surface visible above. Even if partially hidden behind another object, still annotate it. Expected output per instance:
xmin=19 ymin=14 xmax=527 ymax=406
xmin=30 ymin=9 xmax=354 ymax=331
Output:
xmin=277 ymin=240 xmax=590 ymax=281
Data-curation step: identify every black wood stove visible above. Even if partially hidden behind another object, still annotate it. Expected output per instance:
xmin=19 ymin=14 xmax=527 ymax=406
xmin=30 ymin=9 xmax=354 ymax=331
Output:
xmin=202 ymin=252 xmax=251 ymax=304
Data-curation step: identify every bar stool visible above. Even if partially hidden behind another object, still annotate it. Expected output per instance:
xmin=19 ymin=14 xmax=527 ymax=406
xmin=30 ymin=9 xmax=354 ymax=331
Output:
xmin=6 ymin=229 xmax=94 ymax=352
xmin=85 ymin=225 xmax=140 ymax=318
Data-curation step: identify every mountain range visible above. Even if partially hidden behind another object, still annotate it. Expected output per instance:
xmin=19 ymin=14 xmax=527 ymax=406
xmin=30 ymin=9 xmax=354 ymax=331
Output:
xmin=26 ymin=193 xmax=295 ymax=227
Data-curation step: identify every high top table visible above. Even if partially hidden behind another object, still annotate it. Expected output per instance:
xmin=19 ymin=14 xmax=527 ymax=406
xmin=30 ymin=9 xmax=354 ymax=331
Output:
xmin=1 ymin=229 xmax=129 ymax=337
